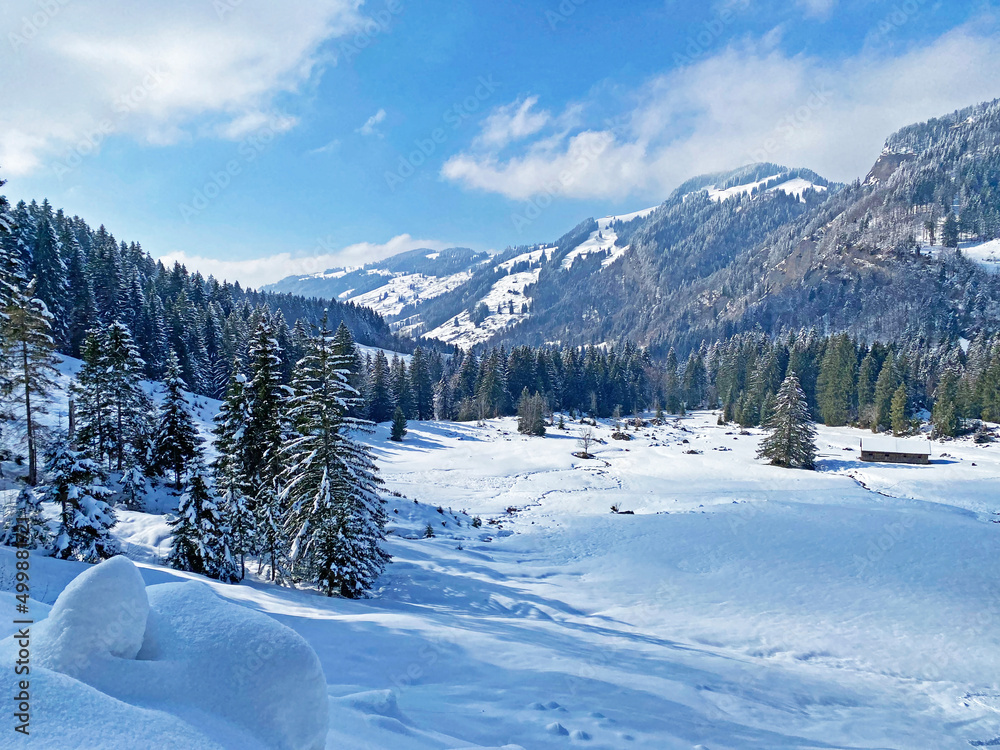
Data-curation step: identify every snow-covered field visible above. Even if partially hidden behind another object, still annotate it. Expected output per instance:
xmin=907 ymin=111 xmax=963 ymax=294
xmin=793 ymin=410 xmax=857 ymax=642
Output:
xmin=4 ymin=409 xmax=1000 ymax=748
xmin=961 ymin=238 xmax=1000 ymax=273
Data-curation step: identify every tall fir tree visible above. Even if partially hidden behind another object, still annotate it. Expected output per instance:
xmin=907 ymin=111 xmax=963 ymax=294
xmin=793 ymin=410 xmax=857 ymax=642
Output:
xmin=280 ymin=315 xmax=389 ymax=596
xmin=151 ymin=349 xmax=202 ymax=488
xmin=890 ymin=383 xmax=910 ymax=436
xmin=409 ymin=347 xmax=434 ymax=420
xmin=816 ymin=334 xmax=857 ymax=426
xmin=45 ymin=443 xmax=120 ymax=562
xmin=166 ymin=463 xmax=240 ymax=582
xmin=73 ymin=322 xmax=153 ymax=472
xmin=2 ymin=279 xmax=60 ymax=485
xmin=367 ymin=349 xmax=393 ymax=423
xmin=757 ymin=372 xmax=817 ymax=469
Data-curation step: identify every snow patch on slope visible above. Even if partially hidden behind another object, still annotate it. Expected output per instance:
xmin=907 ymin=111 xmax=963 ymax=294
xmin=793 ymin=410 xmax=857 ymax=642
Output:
xmin=426 ymin=247 xmax=552 ymax=349
xmin=962 ymin=238 xmax=1000 ymax=273
xmin=344 ymin=271 xmax=475 ymax=318
xmin=561 ymin=208 xmax=657 ymax=270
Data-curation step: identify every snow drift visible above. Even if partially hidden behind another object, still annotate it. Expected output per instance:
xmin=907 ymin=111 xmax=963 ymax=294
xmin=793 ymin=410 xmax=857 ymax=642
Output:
xmin=0 ymin=556 xmax=328 ymax=749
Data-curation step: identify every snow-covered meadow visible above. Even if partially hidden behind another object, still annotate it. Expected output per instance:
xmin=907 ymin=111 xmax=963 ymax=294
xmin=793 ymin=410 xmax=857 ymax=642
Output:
xmin=3 ymin=406 xmax=999 ymax=748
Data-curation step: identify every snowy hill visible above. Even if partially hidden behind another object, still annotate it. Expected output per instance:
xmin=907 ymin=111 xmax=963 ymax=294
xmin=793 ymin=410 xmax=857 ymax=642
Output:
xmin=264 ymin=247 xmax=490 ymax=326
xmin=4 ymin=409 xmax=1000 ymax=748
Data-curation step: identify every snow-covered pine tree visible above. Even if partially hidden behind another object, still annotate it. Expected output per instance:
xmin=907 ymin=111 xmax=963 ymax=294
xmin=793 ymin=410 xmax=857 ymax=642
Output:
xmin=118 ymin=463 xmax=148 ymax=511
xmin=390 ymin=406 xmax=407 ymax=441
xmin=219 ymin=486 xmax=252 ymax=581
xmin=240 ymin=315 xmax=289 ymax=579
xmin=29 ymin=216 xmax=68 ymax=346
xmin=1 ymin=278 xmax=60 ymax=485
xmin=73 ymin=322 xmax=153 ymax=473
xmin=166 ymin=463 xmax=240 ymax=581
xmin=0 ymin=485 xmax=51 ymax=551
xmin=756 ymin=372 xmax=817 ymax=470
xmin=151 ymin=349 xmax=202 ymax=488
xmin=45 ymin=442 xmax=120 ymax=562
xmin=367 ymin=349 xmax=393 ymax=423
xmin=389 ymin=354 xmax=413 ymax=418
xmin=280 ymin=315 xmax=389 ymax=597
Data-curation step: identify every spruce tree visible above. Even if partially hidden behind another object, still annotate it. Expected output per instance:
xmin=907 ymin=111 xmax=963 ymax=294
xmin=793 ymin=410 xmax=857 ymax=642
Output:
xmin=151 ymin=350 xmax=202 ymax=488
xmin=167 ymin=465 xmax=239 ymax=581
xmin=389 ymin=354 xmax=413 ymax=418
xmin=390 ymin=406 xmax=408 ymax=441
xmin=816 ymin=334 xmax=856 ymax=426
xmin=73 ymin=322 xmax=153 ymax=473
xmin=890 ymin=384 xmax=909 ymax=436
xmin=1 ymin=485 xmax=51 ymax=550
xmin=932 ymin=370 xmax=960 ymax=438
xmin=410 ymin=347 xmax=434 ymax=420
xmin=2 ymin=279 xmax=60 ymax=485
xmin=757 ymin=372 xmax=816 ymax=470
xmin=280 ymin=317 xmax=389 ymax=596
xmin=45 ymin=443 xmax=120 ymax=562
xmin=367 ymin=350 xmax=393 ymax=422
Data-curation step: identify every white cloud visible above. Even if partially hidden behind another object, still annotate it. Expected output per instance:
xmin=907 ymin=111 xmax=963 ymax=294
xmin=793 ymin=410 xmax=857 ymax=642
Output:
xmin=0 ymin=0 xmax=364 ymax=175
xmin=796 ymin=0 xmax=837 ymax=19
xmin=442 ymin=23 xmax=1000 ymax=202
xmin=357 ymin=108 xmax=387 ymax=137
xmin=156 ymin=233 xmax=452 ymax=289
xmin=474 ymin=96 xmax=551 ymax=149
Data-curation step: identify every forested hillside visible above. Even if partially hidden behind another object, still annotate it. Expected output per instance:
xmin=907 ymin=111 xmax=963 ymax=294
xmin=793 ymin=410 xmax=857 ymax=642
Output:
xmin=0 ymin=194 xmax=401 ymax=398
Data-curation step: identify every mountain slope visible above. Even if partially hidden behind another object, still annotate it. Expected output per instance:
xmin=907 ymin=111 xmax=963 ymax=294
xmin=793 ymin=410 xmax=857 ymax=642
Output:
xmin=483 ymin=101 xmax=1000 ymax=355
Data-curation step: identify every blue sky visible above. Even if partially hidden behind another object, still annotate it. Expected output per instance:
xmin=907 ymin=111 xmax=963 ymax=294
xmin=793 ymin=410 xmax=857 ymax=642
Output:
xmin=1 ymin=0 xmax=998 ymax=287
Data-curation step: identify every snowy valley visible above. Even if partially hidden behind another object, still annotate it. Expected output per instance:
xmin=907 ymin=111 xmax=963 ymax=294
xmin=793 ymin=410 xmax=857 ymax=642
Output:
xmin=3 ymin=384 xmax=1000 ymax=748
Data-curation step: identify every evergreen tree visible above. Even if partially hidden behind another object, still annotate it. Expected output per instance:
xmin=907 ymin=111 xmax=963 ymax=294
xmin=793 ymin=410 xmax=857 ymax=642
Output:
xmin=409 ymin=347 xmax=434 ymax=420
xmin=757 ymin=372 xmax=816 ymax=469
xmin=517 ymin=388 xmax=546 ymax=436
xmin=389 ymin=354 xmax=413 ymax=418
xmin=280 ymin=318 xmax=389 ymax=596
xmin=73 ymin=322 xmax=153 ymax=472
xmin=166 ymin=465 xmax=240 ymax=581
xmin=45 ymin=443 xmax=120 ymax=562
xmin=664 ymin=348 xmax=681 ymax=413
xmin=890 ymin=383 xmax=910 ymax=436
xmin=433 ymin=376 xmax=452 ymax=421
xmin=390 ymin=406 xmax=408 ymax=441
xmin=151 ymin=350 xmax=202 ymax=488
xmin=872 ymin=352 xmax=900 ymax=432
xmin=29 ymin=216 xmax=68 ymax=345
xmin=1 ymin=485 xmax=51 ymax=550
xmin=2 ymin=279 xmax=59 ymax=485
xmin=816 ymin=334 xmax=856 ymax=426
xmin=367 ymin=350 xmax=393 ymax=422
xmin=932 ymin=369 xmax=960 ymax=438
xmin=942 ymin=212 xmax=960 ymax=248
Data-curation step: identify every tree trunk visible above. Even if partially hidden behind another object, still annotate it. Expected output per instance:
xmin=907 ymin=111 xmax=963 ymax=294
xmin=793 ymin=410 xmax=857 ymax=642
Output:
xmin=23 ymin=342 xmax=35 ymax=486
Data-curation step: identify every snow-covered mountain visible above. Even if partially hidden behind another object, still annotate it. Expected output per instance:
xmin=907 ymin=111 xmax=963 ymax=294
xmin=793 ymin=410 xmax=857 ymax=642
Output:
xmin=265 ymin=246 xmax=490 ymax=323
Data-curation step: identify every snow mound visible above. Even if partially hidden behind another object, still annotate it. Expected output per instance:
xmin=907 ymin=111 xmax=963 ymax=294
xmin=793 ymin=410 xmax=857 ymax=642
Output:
xmin=34 ymin=554 xmax=148 ymax=676
xmin=0 ymin=557 xmax=328 ymax=750
xmin=138 ymin=581 xmax=329 ymax=750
